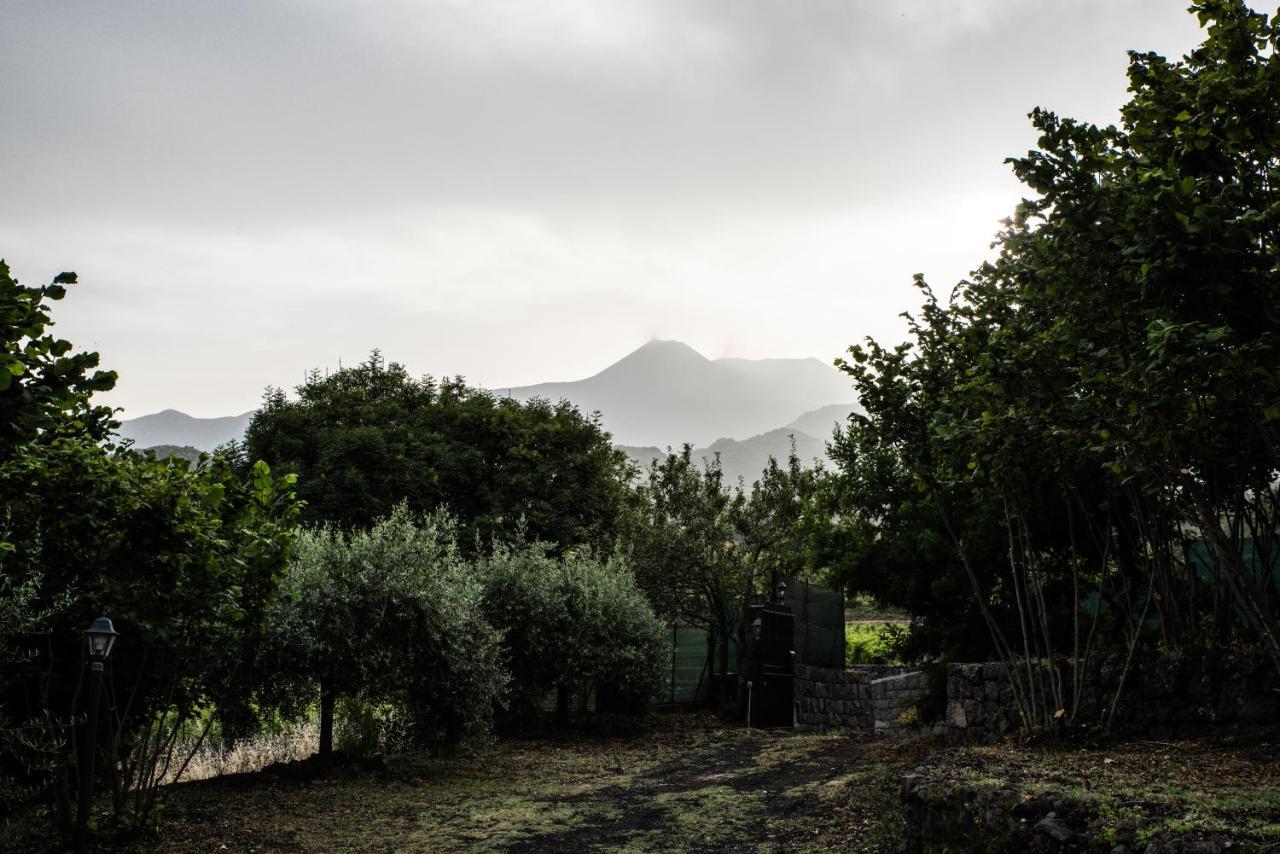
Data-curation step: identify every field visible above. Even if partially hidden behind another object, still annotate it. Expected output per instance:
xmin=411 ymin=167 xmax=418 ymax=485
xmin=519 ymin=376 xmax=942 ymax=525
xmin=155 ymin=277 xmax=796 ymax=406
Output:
xmin=91 ymin=713 xmax=932 ymax=853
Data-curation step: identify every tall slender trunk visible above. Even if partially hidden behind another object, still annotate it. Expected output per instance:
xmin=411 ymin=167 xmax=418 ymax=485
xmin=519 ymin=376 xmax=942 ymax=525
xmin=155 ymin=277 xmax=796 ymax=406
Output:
xmin=319 ymin=679 xmax=335 ymax=757
xmin=555 ymin=684 xmax=571 ymax=726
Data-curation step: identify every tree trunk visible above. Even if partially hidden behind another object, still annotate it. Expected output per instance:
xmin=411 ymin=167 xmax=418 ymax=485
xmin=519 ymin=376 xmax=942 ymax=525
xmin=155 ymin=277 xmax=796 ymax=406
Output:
xmin=717 ymin=626 xmax=731 ymax=707
xmin=318 ymin=679 xmax=335 ymax=758
xmin=555 ymin=684 xmax=570 ymax=726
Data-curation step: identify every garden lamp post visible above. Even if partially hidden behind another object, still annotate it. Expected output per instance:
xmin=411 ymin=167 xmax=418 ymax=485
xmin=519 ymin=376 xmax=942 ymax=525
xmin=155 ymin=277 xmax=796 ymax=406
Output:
xmin=75 ymin=615 xmax=118 ymax=854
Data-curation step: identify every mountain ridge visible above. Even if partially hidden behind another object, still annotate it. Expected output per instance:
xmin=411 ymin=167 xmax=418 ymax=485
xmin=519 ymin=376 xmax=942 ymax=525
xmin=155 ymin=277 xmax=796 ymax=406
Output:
xmin=505 ymin=339 xmax=856 ymax=447
xmin=117 ymin=341 xmax=861 ymax=460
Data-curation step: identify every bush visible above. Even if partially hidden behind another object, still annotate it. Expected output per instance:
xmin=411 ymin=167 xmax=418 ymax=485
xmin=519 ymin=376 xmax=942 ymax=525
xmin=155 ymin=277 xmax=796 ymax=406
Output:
xmin=845 ymin=622 xmax=911 ymax=666
xmin=263 ymin=507 xmax=506 ymax=748
xmin=477 ymin=544 xmax=667 ymax=725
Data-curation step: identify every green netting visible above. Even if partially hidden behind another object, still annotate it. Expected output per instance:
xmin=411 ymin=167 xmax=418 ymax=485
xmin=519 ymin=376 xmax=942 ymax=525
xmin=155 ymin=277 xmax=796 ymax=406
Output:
xmin=662 ymin=624 xmax=737 ymax=705
xmin=784 ymin=576 xmax=846 ymax=669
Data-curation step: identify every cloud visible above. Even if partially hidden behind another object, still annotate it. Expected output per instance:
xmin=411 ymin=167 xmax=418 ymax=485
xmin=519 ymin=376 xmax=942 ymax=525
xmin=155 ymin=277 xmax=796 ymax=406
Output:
xmin=0 ymin=0 xmax=1212 ymax=416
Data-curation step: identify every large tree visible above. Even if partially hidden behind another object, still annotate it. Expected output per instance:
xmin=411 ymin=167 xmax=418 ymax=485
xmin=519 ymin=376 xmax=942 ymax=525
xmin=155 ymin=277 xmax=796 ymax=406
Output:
xmin=0 ymin=260 xmax=300 ymax=841
xmin=241 ymin=352 xmax=634 ymax=551
xmin=828 ymin=0 xmax=1280 ymax=729
xmin=0 ymin=261 xmax=116 ymax=455
xmin=622 ymin=444 xmax=823 ymax=706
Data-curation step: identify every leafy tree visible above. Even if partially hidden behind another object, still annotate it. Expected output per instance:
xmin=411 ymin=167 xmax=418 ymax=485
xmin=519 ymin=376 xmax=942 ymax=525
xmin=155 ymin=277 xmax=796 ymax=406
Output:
xmin=0 ymin=261 xmax=116 ymax=455
xmin=828 ymin=0 xmax=1280 ymax=729
xmin=242 ymin=353 xmax=635 ymax=551
xmin=623 ymin=448 xmax=738 ymax=703
xmin=622 ymin=444 xmax=824 ymax=706
xmin=262 ymin=508 xmax=505 ymax=755
xmin=476 ymin=542 xmax=666 ymax=726
xmin=0 ymin=437 xmax=300 ymax=833
xmin=0 ymin=260 xmax=300 ymax=839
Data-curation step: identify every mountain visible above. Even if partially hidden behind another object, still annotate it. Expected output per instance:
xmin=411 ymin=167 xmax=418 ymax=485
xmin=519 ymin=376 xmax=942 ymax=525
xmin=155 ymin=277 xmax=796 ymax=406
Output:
xmin=140 ymin=444 xmax=205 ymax=464
xmin=619 ymin=426 xmax=829 ymax=487
xmin=784 ymin=403 xmax=863 ymax=443
xmin=506 ymin=340 xmax=857 ymax=448
xmin=118 ymin=409 xmax=255 ymax=452
xmin=118 ymin=341 xmax=860 ymax=459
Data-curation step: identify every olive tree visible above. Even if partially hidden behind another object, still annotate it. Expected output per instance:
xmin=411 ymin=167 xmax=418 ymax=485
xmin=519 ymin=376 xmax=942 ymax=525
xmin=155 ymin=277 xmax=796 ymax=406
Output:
xmin=476 ymin=543 xmax=666 ymax=726
xmin=264 ymin=508 xmax=506 ymax=755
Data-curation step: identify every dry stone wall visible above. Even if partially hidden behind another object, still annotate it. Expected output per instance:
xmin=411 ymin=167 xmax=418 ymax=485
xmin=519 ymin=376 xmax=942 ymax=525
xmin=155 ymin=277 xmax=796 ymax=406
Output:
xmin=793 ymin=664 xmax=926 ymax=732
xmin=945 ymin=650 xmax=1280 ymax=745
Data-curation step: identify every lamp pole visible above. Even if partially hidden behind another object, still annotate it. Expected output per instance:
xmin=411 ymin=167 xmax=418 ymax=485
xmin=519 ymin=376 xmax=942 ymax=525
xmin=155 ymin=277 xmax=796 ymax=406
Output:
xmin=75 ymin=615 xmax=118 ymax=854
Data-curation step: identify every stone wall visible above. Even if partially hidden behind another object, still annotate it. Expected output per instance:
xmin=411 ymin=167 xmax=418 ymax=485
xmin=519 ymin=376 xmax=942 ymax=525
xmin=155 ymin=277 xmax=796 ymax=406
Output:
xmin=870 ymin=670 xmax=930 ymax=733
xmin=793 ymin=664 xmax=926 ymax=732
xmin=945 ymin=650 xmax=1280 ymax=745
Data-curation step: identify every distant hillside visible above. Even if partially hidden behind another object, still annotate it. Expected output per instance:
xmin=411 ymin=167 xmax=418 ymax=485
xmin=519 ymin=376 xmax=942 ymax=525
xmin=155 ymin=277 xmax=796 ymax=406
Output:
xmin=119 ymin=341 xmax=861 ymax=458
xmin=619 ymin=426 xmax=828 ymax=488
xmin=506 ymin=340 xmax=857 ymax=448
xmin=139 ymin=444 xmax=204 ymax=464
xmin=118 ymin=409 xmax=255 ymax=452
xmin=784 ymin=403 xmax=863 ymax=444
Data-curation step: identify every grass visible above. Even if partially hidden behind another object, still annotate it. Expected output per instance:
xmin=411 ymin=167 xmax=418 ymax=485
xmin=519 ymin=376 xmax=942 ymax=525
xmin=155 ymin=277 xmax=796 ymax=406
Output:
xmin=26 ymin=709 xmax=1273 ymax=851
xmin=922 ymin=729 xmax=1280 ymax=846
xmin=77 ymin=712 xmax=932 ymax=853
xmin=160 ymin=718 xmax=320 ymax=784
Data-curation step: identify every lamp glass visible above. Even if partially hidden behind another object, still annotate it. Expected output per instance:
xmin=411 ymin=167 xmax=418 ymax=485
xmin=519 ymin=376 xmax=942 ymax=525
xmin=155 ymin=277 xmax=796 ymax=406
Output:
xmin=84 ymin=615 xmax=119 ymax=661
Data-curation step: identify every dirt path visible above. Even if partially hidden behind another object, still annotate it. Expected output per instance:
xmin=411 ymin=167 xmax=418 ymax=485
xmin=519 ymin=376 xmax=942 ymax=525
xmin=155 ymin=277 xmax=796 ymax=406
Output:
xmin=102 ymin=714 xmax=932 ymax=853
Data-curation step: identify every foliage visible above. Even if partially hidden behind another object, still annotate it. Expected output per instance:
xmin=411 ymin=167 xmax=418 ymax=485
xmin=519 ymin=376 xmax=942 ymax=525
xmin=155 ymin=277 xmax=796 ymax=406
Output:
xmin=845 ymin=623 xmax=910 ymax=666
xmin=0 ymin=261 xmax=116 ymax=456
xmin=241 ymin=352 xmax=635 ymax=551
xmin=0 ymin=259 xmax=301 ymax=837
xmin=0 ymin=438 xmax=300 ymax=828
xmin=826 ymin=0 xmax=1280 ymax=729
xmin=262 ymin=508 xmax=506 ymax=748
xmin=476 ymin=542 xmax=667 ymax=724
xmin=621 ymin=444 xmax=824 ymax=704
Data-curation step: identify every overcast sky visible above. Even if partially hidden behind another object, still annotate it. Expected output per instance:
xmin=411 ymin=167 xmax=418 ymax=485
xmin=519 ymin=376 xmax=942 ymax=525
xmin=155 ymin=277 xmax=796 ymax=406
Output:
xmin=1 ymin=1 xmax=1207 ymax=417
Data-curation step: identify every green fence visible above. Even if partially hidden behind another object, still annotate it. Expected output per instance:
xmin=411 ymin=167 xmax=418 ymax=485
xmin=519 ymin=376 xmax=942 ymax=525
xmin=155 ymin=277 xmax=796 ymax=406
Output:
xmin=662 ymin=624 xmax=738 ymax=705
xmin=659 ymin=577 xmax=844 ymax=704
xmin=784 ymin=576 xmax=846 ymax=669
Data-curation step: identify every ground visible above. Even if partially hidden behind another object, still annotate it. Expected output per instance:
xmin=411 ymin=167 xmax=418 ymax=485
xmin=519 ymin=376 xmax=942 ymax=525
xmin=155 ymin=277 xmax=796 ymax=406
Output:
xmin=101 ymin=713 xmax=932 ymax=853
xmin=910 ymin=728 xmax=1280 ymax=849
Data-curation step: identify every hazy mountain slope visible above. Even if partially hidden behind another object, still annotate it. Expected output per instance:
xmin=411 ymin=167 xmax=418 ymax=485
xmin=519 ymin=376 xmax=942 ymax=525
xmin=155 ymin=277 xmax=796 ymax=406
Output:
xmin=140 ymin=444 xmax=204 ymax=464
xmin=785 ymin=403 xmax=863 ymax=444
xmin=507 ymin=340 xmax=856 ymax=447
xmin=619 ymin=426 xmax=827 ymax=488
xmin=118 ymin=409 xmax=255 ymax=451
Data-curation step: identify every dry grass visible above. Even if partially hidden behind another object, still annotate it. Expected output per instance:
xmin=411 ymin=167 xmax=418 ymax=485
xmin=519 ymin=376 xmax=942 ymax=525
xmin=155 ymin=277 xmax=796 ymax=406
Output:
xmin=160 ymin=719 xmax=319 ymax=785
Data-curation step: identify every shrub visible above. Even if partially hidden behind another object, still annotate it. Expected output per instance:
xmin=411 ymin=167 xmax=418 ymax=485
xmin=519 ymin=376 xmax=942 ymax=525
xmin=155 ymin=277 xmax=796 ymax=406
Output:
xmin=846 ymin=622 xmax=911 ymax=666
xmin=477 ymin=543 xmax=667 ymax=725
xmin=263 ymin=507 xmax=506 ymax=750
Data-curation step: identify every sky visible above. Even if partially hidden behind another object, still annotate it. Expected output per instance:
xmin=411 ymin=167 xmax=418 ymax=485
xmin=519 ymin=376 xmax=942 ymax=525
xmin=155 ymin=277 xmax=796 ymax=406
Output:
xmin=1 ymin=0 xmax=1208 ymax=418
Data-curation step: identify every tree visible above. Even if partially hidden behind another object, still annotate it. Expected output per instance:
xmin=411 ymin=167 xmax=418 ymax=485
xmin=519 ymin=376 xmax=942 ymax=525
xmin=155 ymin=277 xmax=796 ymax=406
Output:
xmin=829 ymin=0 xmax=1280 ymax=729
xmin=476 ymin=542 xmax=666 ymax=726
xmin=242 ymin=353 xmax=635 ymax=551
xmin=262 ymin=508 xmax=505 ymax=755
xmin=0 ymin=261 xmax=116 ymax=455
xmin=622 ymin=443 xmax=824 ymax=706
xmin=0 ymin=259 xmax=300 ymax=839
xmin=623 ymin=448 xmax=739 ymax=704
